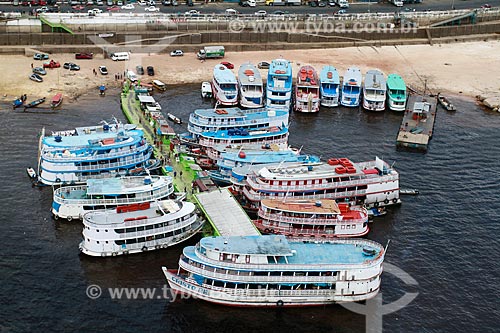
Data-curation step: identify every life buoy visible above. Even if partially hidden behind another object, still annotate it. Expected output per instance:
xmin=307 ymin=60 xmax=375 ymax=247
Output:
xmin=53 ymin=213 xmax=59 ymax=220
xmin=264 ymin=228 xmax=270 ymax=233
xmin=123 ymin=250 xmax=129 ymax=255
xmin=55 ymin=178 xmax=61 ymax=183
xmin=67 ymin=216 xmax=73 ymax=222
xmin=393 ymin=198 xmax=398 ymax=204
xmin=101 ymin=253 xmax=106 ymax=257
xmin=384 ymin=199 xmax=389 ymax=204
xmin=142 ymin=246 xmax=148 ymax=252
xmin=112 ymin=252 xmax=117 ymax=256
xmin=155 ymin=245 xmax=161 ymax=249
xmin=374 ymin=202 xmax=379 ymax=207
xmin=277 ymin=300 xmax=284 ymax=307
xmin=162 ymin=244 xmax=168 ymax=249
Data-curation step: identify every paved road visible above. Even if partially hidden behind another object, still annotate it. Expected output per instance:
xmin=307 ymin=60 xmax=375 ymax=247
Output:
xmin=0 ymin=0 xmax=496 ymax=15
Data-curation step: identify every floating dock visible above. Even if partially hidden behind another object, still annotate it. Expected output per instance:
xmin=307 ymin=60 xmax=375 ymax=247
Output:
xmin=194 ymin=188 xmax=260 ymax=237
xmin=396 ymin=94 xmax=437 ymax=151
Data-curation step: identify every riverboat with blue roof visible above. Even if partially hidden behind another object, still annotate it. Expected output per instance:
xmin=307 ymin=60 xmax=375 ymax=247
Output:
xmin=212 ymin=64 xmax=238 ymax=106
xmin=51 ymin=175 xmax=174 ymax=221
xmin=319 ymin=65 xmax=340 ymax=107
xmin=266 ymin=59 xmax=293 ymax=111
xmin=340 ymin=67 xmax=362 ymax=107
xmin=38 ymin=121 xmax=153 ymax=186
xmin=162 ymin=235 xmax=385 ymax=307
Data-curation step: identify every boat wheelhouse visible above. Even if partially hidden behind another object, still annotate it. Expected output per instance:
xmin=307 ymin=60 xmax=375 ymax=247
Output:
xmin=362 ymin=70 xmax=387 ymax=111
xmin=340 ymin=67 xmax=362 ymax=107
xmin=80 ymin=200 xmax=203 ymax=257
xmin=208 ymin=150 xmax=320 ymax=186
xmin=319 ymin=65 xmax=340 ymax=107
xmin=163 ymin=235 xmax=385 ymax=307
xmin=38 ymin=122 xmax=153 ymax=186
xmin=386 ymin=74 xmax=407 ymax=111
xmin=187 ymin=107 xmax=289 ymax=137
xmin=201 ymin=82 xmax=212 ymax=98
xmin=212 ymin=64 xmax=238 ymax=106
xmin=295 ymin=65 xmax=320 ymax=113
xmin=239 ymin=156 xmax=400 ymax=212
xmin=266 ymin=59 xmax=293 ymax=111
xmin=255 ymin=199 xmax=369 ymax=238
xmin=238 ymin=63 xmax=264 ymax=109
xmin=51 ymin=175 xmax=174 ymax=220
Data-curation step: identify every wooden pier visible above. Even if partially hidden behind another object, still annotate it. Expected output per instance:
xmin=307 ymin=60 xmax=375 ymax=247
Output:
xmin=396 ymin=94 xmax=437 ymax=152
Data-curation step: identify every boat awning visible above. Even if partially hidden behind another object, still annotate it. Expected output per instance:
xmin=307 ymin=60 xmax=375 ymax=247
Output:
xmin=138 ymin=95 xmax=156 ymax=103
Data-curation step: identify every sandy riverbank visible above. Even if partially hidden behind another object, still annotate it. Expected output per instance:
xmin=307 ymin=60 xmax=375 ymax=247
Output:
xmin=1 ymin=40 xmax=500 ymax=106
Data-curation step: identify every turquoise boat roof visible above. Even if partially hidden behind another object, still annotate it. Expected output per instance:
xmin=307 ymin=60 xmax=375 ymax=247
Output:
xmin=343 ymin=67 xmax=362 ymax=87
xmin=192 ymin=107 xmax=288 ymax=121
xmin=386 ymin=74 xmax=407 ymax=91
xmin=221 ymin=150 xmax=320 ymax=164
xmin=43 ymin=128 xmax=144 ymax=149
xmin=214 ymin=64 xmax=237 ymax=84
xmin=268 ymin=59 xmax=292 ymax=77
xmin=320 ymin=65 xmax=340 ymax=84
xmin=196 ymin=235 xmax=383 ymax=266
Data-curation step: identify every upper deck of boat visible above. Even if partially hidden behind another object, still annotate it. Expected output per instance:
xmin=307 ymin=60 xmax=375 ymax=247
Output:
xmin=83 ymin=200 xmax=192 ymax=225
xmin=320 ymin=65 xmax=340 ymax=84
xmin=44 ymin=125 xmax=144 ymax=149
xmin=296 ymin=65 xmax=319 ymax=87
xmin=200 ymin=126 xmax=289 ymax=140
xmin=220 ymin=150 xmax=318 ymax=165
xmin=343 ymin=67 xmax=362 ymax=87
xmin=238 ymin=63 xmax=263 ymax=86
xmin=364 ymin=70 xmax=386 ymax=91
xmin=196 ymin=235 xmax=383 ymax=266
xmin=386 ymin=74 xmax=406 ymax=92
xmin=261 ymin=198 xmax=341 ymax=214
xmin=191 ymin=107 xmax=287 ymax=121
xmin=268 ymin=59 xmax=292 ymax=77
xmin=85 ymin=176 xmax=171 ymax=195
xmin=213 ymin=64 xmax=237 ymax=84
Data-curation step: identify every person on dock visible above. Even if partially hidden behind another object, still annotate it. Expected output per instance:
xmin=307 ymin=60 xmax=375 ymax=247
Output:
xmin=174 ymin=171 xmax=177 ymax=178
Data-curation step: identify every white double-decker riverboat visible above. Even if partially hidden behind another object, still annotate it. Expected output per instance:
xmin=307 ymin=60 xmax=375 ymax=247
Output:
xmin=237 ymin=156 xmax=400 ymax=212
xmin=52 ymin=175 xmax=174 ymax=220
xmin=80 ymin=200 xmax=203 ymax=257
xmin=254 ymin=199 xmax=369 ymax=238
xmin=38 ymin=122 xmax=153 ymax=186
xmin=163 ymin=235 xmax=385 ymax=307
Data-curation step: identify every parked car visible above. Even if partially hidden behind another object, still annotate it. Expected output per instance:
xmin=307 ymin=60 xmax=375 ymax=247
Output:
xmin=121 ymin=3 xmax=134 ymax=9
xmin=96 ymin=0 xmax=104 ymax=5
xmin=225 ymin=8 xmax=238 ymax=15
xmin=75 ymin=52 xmax=93 ymax=59
xmin=318 ymin=1 xmax=326 ymax=7
xmin=149 ymin=0 xmax=156 ymax=5
xmin=43 ymin=60 xmax=60 ymax=68
xmin=239 ymin=0 xmax=249 ymax=7
xmin=220 ymin=61 xmax=234 ymax=69
xmin=185 ymin=9 xmax=199 ymax=15
xmin=33 ymin=53 xmax=49 ymax=60
xmin=136 ymin=65 xmax=145 ymax=75
xmin=88 ymin=8 xmax=102 ymax=15
xmin=36 ymin=6 xmax=49 ymax=13
xmin=138 ymin=0 xmax=147 ymax=5
xmin=171 ymin=0 xmax=178 ymax=5
xmin=162 ymin=0 xmax=171 ymax=5
xmin=29 ymin=73 xmax=43 ymax=83
xmin=328 ymin=0 xmax=335 ymax=6
xmin=107 ymin=5 xmax=120 ymax=11
xmin=63 ymin=62 xmax=80 ymax=71
xmin=106 ymin=0 xmax=113 ymax=5
xmin=481 ymin=4 xmax=492 ymax=9
xmin=144 ymin=5 xmax=159 ymax=11
xmin=257 ymin=61 xmax=270 ymax=69
xmin=117 ymin=0 xmax=123 ymax=5
xmin=99 ymin=65 xmax=108 ymax=75
xmin=32 ymin=67 xmax=47 ymax=75
xmin=254 ymin=10 xmax=267 ymax=16
xmin=147 ymin=66 xmax=154 ymax=76
xmin=170 ymin=49 xmax=184 ymax=56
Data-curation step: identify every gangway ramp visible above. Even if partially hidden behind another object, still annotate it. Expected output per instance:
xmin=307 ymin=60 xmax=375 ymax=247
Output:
xmin=194 ymin=188 xmax=260 ymax=237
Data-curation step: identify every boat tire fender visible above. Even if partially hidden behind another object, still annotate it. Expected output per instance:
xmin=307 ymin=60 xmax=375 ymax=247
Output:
xmin=277 ymin=300 xmax=284 ymax=307
xmin=162 ymin=244 xmax=168 ymax=249
xmin=264 ymin=228 xmax=270 ymax=234
xmin=112 ymin=252 xmax=118 ymax=256
xmin=374 ymin=202 xmax=379 ymax=207
xmin=55 ymin=178 xmax=61 ymax=183
xmin=67 ymin=216 xmax=73 ymax=222
xmin=384 ymin=199 xmax=389 ymax=205
xmin=142 ymin=246 xmax=148 ymax=252
xmin=53 ymin=213 xmax=59 ymax=220
xmin=123 ymin=250 xmax=129 ymax=255
xmin=393 ymin=198 xmax=398 ymax=204
xmin=155 ymin=245 xmax=161 ymax=250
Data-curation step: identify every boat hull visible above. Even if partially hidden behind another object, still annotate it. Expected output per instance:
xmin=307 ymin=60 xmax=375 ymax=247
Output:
xmin=363 ymin=98 xmax=386 ymax=111
xmin=163 ymin=268 xmax=380 ymax=307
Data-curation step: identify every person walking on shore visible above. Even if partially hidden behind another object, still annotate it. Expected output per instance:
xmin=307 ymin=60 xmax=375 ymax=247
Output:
xmin=31 ymin=63 xmax=33 ymax=68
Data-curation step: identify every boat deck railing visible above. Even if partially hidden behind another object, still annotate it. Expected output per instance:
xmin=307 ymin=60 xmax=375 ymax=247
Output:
xmin=42 ymin=144 xmax=148 ymax=162
xmin=54 ymin=187 xmax=173 ymax=206
xmin=199 ymin=136 xmax=288 ymax=148
xmin=243 ymin=187 xmax=368 ymax=202
xmin=72 ymin=154 xmax=150 ymax=172
xmin=258 ymin=211 xmax=367 ymax=226
xmin=112 ymin=216 xmax=200 ymax=238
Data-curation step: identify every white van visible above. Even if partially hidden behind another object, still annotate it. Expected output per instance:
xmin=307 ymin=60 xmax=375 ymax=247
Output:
xmin=110 ymin=52 xmax=130 ymax=61
xmin=126 ymin=70 xmax=138 ymax=82
xmin=247 ymin=0 xmax=256 ymax=7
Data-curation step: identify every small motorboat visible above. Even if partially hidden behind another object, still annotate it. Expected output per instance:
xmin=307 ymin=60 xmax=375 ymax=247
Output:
xmin=26 ymin=167 xmax=37 ymax=179
xmin=51 ymin=93 xmax=63 ymax=109
xmin=152 ymin=79 xmax=167 ymax=91
xmin=24 ymin=97 xmax=46 ymax=109
xmin=201 ymin=81 xmax=212 ymax=98
xmin=12 ymin=94 xmax=27 ymax=108
xmin=367 ymin=207 xmax=387 ymax=219
xmin=437 ymin=93 xmax=456 ymax=111
xmin=400 ymin=189 xmax=420 ymax=195
xmin=167 ymin=113 xmax=182 ymax=124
